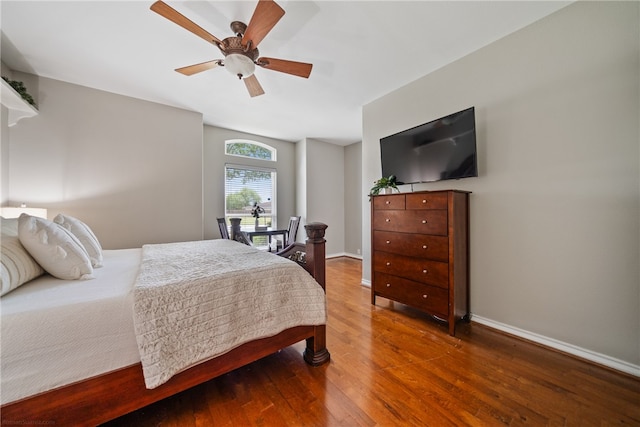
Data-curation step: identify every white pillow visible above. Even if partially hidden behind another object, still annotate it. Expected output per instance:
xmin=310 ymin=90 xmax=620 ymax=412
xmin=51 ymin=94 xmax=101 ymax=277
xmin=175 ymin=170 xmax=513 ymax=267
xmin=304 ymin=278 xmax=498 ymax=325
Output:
xmin=18 ymin=214 xmax=94 ymax=280
xmin=54 ymin=214 xmax=103 ymax=268
xmin=1 ymin=217 xmax=45 ymax=296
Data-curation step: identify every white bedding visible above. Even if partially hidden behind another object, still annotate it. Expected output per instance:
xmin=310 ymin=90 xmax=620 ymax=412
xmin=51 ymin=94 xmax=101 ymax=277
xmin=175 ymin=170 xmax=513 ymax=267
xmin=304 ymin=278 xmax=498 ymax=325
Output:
xmin=0 ymin=248 xmax=142 ymax=405
xmin=133 ymin=239 xmax=326 ymax=389
xmin=1 ymin=240 xmax=327 ymax=405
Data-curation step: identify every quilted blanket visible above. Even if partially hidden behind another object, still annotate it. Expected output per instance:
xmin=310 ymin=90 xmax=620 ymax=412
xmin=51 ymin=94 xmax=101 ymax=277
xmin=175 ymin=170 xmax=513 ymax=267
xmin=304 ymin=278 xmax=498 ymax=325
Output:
xmin=132 ymin=239 xmax=327 ymax=389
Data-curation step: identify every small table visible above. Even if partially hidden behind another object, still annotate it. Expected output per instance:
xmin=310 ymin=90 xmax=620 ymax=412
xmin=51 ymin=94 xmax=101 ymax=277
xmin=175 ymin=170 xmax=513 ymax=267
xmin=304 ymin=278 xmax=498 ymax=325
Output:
xmin=246 ymin=228 xmax=288 ymax=251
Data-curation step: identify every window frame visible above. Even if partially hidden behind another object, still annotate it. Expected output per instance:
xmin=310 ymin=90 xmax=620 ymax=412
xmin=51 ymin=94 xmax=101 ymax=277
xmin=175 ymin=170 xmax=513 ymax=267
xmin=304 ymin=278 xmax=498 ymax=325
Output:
xmin=225 ymin=139 xmax=277 ymax=162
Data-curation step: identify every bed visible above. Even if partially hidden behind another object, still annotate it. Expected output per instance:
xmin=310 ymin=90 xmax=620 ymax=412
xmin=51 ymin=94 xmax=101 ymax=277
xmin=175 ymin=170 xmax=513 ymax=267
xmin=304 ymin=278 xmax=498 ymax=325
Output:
xmin=0 ymin=216 xmax=329 ymax=426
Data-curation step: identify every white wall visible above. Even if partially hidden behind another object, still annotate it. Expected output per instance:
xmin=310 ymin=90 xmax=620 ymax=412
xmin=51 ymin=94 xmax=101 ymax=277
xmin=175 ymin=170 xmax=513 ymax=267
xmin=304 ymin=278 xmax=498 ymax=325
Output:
xmin=1 ymin=61 xmax=18 ymax=203
xmin=1 ymin=105 xmax=8 ymax=204
xmin=344 ymin=142 xmax=362 ymax=257
xmin=202 ymin=125 xmax=297 ymax=240
xmin=363 ymin=1 xmax=639 ymax=369
xmin=6 ymin=76 xmax=204 ymax=249
xmin=297 ymin=138 xmax=345 ymax=256
xmin=295 ymin=138 xmax=307 ymax=239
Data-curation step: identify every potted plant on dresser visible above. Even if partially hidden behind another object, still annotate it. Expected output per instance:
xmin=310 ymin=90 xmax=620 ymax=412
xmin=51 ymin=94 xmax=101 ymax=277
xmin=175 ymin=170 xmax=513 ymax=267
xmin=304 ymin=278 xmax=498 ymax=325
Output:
xmin=369 ymin=175 xmax=399 ymax=198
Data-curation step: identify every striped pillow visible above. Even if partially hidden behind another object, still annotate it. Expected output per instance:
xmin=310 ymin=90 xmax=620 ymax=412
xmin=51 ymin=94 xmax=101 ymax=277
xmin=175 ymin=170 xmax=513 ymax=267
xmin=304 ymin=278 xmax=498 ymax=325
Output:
xmin=1 ymin=217 xmax=44 ymax=296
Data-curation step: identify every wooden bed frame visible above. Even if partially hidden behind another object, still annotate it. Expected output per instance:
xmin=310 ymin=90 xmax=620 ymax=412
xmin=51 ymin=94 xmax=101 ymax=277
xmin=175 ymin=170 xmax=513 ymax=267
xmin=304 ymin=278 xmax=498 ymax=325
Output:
xmin=1 ymin=222 xmax=330 ymax=426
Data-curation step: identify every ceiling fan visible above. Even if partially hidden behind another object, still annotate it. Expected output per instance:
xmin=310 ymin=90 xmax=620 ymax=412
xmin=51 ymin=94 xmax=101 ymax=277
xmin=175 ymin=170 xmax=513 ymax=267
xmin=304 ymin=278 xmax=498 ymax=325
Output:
xmin=150 ymin=0 xmax=313 ymax=97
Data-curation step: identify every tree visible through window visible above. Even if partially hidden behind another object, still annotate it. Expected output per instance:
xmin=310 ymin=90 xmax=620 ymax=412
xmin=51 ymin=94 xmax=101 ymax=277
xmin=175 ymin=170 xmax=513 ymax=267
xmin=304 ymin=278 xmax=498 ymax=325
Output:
xmin=225 ymin=140 xmax=276 ymax=161
xmin=225 ymin=165 xmax=276 ymax=230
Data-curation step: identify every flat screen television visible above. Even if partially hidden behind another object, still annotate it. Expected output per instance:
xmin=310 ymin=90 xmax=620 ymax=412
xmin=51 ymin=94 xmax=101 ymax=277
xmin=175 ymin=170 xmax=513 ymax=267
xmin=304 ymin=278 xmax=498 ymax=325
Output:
xmin=380 ymin=107 xmax=478 ymax=184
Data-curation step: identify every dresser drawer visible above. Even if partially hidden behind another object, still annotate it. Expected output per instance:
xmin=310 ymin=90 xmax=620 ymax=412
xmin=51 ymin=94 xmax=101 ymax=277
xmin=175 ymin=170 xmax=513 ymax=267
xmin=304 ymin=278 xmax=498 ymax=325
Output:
xmin=372 ymin=209 xmax=447 ymax=235
xmin=373 ymin=230 xmax=448 ymax=262
xmin=406 ymin=192 xmax=448 ymax=210
xmin=374 ymin=272 xmax=448 ymax=318
xmin=373 ymin=194 xmax=405 ymax=210
xmin=373 ymin=251 xmax=448 ymax=288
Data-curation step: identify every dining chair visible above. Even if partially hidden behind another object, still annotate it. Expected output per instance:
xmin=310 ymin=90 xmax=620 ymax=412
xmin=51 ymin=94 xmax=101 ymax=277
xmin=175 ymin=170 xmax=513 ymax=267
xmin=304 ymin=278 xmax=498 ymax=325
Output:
xmin=217 ymin=217 xmax=230 ymax=239
xmin=285 ymin=216 xmax=301 ymax=246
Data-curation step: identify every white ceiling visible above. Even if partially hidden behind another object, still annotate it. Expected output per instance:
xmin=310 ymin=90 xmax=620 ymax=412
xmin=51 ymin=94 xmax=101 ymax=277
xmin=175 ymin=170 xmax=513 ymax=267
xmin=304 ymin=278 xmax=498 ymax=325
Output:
xmin=1 ymin=1 xmax=571 ymax=145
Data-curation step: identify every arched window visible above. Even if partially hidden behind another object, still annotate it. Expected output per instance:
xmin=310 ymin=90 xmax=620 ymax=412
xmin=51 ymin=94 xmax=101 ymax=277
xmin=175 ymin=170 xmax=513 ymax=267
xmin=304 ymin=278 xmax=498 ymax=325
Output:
xmin=223 ymin=140 xmax=277 ymax=244
xmin=225 ymin=140 xmax=276 ymax=161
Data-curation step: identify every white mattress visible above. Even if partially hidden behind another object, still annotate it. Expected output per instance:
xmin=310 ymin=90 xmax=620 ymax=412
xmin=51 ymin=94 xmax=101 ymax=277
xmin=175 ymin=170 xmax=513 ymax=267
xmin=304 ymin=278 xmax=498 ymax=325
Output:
xmin=0 ymin=248 xmax=142 ymax=405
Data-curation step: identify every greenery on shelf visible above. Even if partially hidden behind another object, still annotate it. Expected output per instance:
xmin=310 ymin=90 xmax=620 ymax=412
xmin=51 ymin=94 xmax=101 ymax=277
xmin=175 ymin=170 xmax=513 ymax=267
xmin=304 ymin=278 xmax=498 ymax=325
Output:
xmin=369 ymin=175 xmax=399 ymax=197
xmin=2 ymin=77 xmax=36 ymax=106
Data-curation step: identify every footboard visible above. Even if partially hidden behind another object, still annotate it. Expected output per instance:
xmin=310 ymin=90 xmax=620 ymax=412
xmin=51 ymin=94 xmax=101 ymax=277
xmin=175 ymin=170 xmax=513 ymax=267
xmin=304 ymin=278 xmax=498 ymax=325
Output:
xmin=1 ymin=223 xmax=330 ymax=426
xmin=277 ymin=222 xmax=328 ymax=290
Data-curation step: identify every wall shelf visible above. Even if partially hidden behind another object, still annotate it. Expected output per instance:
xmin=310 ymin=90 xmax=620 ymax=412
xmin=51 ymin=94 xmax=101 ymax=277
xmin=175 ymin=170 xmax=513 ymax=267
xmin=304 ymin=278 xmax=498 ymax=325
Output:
xmin=1 ymin=79 xmax=38 ymax=126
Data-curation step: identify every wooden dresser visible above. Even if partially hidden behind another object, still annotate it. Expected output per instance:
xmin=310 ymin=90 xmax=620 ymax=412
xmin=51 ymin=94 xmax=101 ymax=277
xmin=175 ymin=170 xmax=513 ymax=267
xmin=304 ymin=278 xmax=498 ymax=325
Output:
xmin=371 ymin=190 xmax=470 ymax=335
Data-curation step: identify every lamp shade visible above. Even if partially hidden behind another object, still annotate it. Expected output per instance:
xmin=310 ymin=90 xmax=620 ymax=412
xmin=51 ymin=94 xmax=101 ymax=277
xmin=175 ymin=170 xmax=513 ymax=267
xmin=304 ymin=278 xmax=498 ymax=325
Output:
xmin=1 ymin=207 xmax=48 ymax=219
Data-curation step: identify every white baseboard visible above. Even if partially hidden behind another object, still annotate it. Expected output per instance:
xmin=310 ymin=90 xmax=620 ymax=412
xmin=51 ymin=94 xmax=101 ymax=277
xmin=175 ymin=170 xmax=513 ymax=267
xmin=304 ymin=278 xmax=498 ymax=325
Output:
xmin=326 ymin=252 xmax=345 ymax=259
xmin=348 ymin=266 xmax=637 ymax=377
xmin=472 ymin=315 xmax=640 ymax=377
xmin=326 ymin=252 xmax=362 ymax=260
xmin=345 ymin=252 xmax=363 ymax=260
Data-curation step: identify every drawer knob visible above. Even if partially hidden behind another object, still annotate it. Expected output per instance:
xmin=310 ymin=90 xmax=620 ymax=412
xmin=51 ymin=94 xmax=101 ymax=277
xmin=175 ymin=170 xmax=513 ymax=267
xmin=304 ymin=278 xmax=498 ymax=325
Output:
xmin=386 ymin=240 xmax=390 ymax=244
xmin=386 ymin=262 xmax=391 ymax=266
xmin=385 ymin=201 xmax=390 ymax=205
xmin=422 ymin=245 xmax=428 ymax=249
xmin=385 ymin=218 xmax=391 ymax=222
xmin=386 ymin=283 xmax=391 ymax=287
xmin=422 ymin=199 xmax=427 ymax=204
xmin=423 ymin=269 xmax=428 ymax=274
xmin=422 ymin=220 xmax=427 ymax=224
xmin=423 ymin=294 xmax=428 ymax=299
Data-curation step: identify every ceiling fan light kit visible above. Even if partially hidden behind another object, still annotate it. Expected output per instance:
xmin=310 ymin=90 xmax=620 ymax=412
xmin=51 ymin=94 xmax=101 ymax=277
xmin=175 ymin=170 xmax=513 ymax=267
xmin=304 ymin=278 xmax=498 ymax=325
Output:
xmin=218 ymin=30 xmax=259 ymax=79
xmin=224 ymin=54 xmax=256 ymax=79
xmin=150 ymin=0 xmax=312 ymax=97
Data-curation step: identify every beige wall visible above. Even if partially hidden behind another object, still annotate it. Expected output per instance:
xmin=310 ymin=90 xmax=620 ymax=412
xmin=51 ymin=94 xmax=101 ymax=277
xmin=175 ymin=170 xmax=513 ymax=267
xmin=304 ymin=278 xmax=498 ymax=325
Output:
xmin=363 ymin=1 xmax=639 ymax=369
xmin=344 ymin=142 xmax=362 ymax=257
xmin=295 ymin=136 xmax=308 ymax=241
xmin=296 ymin=138 xmax=345 ymax=257
xmin=202 ymin=125 xmax=297 ymax=240
xmin=2 ymin=74 xmax=351 ymax=254
xmin=5 ymin=76 xmax=204 ymax=249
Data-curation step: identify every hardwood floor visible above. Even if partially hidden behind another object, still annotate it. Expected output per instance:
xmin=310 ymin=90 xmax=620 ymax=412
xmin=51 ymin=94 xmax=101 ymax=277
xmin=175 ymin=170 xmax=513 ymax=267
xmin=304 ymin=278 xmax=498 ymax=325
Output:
xmin=104 ymin=257 xmax=639 ymax=426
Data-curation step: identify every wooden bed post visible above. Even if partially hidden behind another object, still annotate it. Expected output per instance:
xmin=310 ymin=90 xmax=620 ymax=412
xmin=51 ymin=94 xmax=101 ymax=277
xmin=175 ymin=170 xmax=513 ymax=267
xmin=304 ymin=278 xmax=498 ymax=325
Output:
xmin=303 ymin=222 xmax=327 ymax=290
xmin=302 ymin=222 xmax=330 ymax=366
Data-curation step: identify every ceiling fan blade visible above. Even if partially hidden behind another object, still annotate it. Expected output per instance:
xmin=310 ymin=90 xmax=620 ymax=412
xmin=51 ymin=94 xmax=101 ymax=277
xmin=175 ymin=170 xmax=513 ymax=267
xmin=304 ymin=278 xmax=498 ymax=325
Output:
xmin=175 ymin=60 xmax=222 ymax=76
xmin=242 ymin=0 xmax=285 ymax=49
xmin=150 ymin=1 xmax=221 ymax=46
xmin=244 ymin=74 xmax=265 ymax=97
xmin=257 ymin=57 xmax=312 ymax=78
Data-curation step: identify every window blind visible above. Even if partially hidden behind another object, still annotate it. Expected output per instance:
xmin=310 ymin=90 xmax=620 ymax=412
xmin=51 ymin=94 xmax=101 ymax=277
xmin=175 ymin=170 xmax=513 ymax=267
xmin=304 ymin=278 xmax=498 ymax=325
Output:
xmin=224 ymin=164 xmax=276 ymax=230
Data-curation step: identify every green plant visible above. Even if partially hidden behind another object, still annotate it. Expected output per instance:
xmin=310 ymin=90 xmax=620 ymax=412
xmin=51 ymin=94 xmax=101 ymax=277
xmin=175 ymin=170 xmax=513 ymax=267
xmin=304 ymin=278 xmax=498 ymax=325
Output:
xmin=369 ymin=175 xmax=399 ymax=197
xmin=2 ymin=77 xmax=36 ymax=106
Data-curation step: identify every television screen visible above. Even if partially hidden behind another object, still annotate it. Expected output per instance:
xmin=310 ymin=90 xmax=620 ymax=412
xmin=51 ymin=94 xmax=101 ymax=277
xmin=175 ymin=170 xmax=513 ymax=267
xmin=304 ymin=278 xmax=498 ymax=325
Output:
xmin=380 ymin=107 xmax=477 ymax=184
